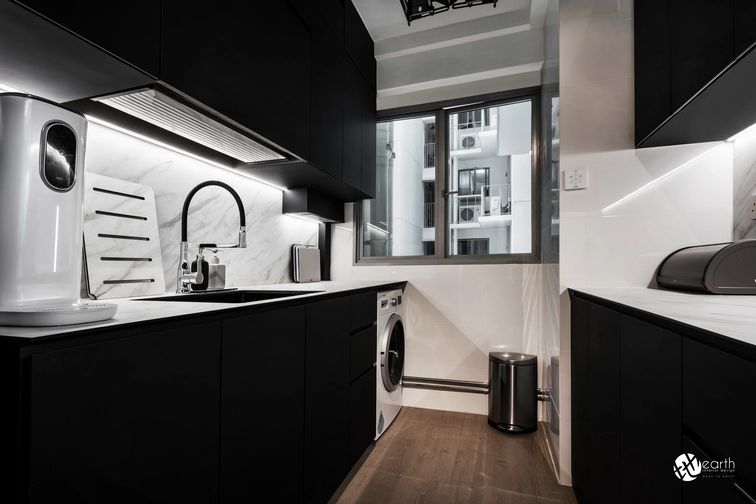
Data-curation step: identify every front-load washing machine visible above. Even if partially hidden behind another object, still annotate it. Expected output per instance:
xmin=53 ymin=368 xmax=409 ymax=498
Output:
xmin=375 ymin=289 xmax=405 ymax=440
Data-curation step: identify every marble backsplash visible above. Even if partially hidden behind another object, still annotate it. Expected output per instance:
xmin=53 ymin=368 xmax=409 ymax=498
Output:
xmin=734 ymin=129 xmax=756 ymax=240
xmin=84 ymin=122 xmax=319 ymax=296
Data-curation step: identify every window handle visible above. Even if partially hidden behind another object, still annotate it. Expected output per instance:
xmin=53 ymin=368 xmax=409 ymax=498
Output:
xmin=443 ymin=190 xmax=458 ymax=199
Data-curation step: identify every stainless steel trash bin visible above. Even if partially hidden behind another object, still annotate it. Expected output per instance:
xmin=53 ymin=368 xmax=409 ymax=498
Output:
xmin=488 ymin=352 xmax=537 ymax=433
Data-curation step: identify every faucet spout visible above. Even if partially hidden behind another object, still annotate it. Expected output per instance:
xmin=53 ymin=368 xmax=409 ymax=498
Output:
xmin=177 ymin=180 xmax=247 ymax=293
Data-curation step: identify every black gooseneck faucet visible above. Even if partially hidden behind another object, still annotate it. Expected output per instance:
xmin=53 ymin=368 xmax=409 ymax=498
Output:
xmin=177 ymin=180 xmax=247 ymax=293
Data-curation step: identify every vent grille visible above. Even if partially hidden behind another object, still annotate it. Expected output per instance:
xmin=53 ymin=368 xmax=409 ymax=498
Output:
xmin=98 ymin=89 xmax=286 ymax=164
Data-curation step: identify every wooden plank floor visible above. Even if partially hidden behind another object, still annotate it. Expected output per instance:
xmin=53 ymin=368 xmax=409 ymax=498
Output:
xmin=332 ymin=407 xmax=578 ymax=504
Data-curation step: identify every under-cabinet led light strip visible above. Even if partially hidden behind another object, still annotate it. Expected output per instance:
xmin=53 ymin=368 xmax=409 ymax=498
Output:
xmin=601 ymin=144 xmax=726 ymax=213
xmin=86 ymin=115 xmax=287 ymax=192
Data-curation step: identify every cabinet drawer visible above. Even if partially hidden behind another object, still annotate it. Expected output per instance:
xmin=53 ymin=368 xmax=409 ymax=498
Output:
xmin=350 ymin=291 xmax=376 ymax=333
xmin=683 ymin=338 xmax=756 ymax=490
xmin=349 ymin=364 xmax=376 ymax=467
xmin=351 ymin=325 xmax=376 ymax=383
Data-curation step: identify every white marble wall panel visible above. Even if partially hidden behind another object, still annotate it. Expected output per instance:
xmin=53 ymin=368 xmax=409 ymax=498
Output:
xmin=84 ymin=122 xmax=319 ymax=294
xmin=733 ymin=129 xmax=756 ymax=240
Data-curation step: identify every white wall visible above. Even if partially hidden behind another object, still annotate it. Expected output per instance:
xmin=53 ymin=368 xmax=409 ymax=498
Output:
xmin=558 ymin=0 xmax=733 ymax=486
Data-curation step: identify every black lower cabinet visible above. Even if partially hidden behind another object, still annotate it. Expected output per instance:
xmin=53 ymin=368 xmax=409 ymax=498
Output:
xmin=587 ymin=303 xmax=621 ymax=504
xmin=349 ymin=324 xmax=376 ymax=467
xmin=620 ymin=315 xmax=681 ymax=504
xmin=570 ymin=296 xmax=591 ymax=503
xmin=683 ymin=338 xmax=756 ymax=494
xmin=682 ymin=436 xmax=739 ymax=504
xmin=572 ymin=295 xmax=682 ymax=504
xmin=28 ymin=322 xmax=221 ymax=504
xmin=220 ymin=306 xmax=306 ymax=503
xmin=304 ymin=298 xmax=351 ymax=503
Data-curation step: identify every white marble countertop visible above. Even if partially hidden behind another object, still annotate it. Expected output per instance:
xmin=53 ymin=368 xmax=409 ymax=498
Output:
xmin=570 ymin=286 xmax=756 ymax=349
xmin=0 ymin=280 xmax=406 ymax=340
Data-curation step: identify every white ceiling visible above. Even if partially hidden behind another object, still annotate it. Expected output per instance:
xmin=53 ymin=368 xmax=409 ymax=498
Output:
xmin=352 ymin=0 xmax=536 ymax=43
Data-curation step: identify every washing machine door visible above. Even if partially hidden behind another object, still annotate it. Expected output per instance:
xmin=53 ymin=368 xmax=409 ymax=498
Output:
xmin=381 ymin=313 xmax=404 ymax=392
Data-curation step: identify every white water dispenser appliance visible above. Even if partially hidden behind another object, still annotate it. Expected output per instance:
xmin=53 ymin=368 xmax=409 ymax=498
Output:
xmin=0 ymin=94 xmax=116 ymax=326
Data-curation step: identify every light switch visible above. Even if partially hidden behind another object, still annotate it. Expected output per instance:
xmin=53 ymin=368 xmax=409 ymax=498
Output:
xmin=565 ymin=169 xmax=587 ymax=190
xmin=749 ymin=194 xmax=756 ymax=220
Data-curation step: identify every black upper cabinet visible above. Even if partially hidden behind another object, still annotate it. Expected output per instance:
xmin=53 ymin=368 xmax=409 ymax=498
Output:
xmin=28 ymin=322 xmax=221 ymax=504
xmin=635 ymin=0 xmax=756 ymax=148
xmin=345 ymin=0 xmax=376 ymax=91
xmin=310 ymin=11 xmax=345 ymax=179
xmin=361 ymin=77 xmax=377 ymax=198
xmin=343 ymin=56 xmax=364 ymax=191
xmin=315 ymin=0 xmax=345 ymax=43
xmin=13 ymin=0 xmax=161 ymax=78
xmin=161 ymin=1 xmax=312 ymax=160
xmin=287 ymin=0 xmax=313 ymax=27
xmin=221 ymin=307 xmax=306 ymax=503
xmin=669 ymin=0 xmax=733 ymax=112
xmin=634 ymin=0 xmax=671 ymax=145
xmin=734 ymin=0 xmax=756 ymax=57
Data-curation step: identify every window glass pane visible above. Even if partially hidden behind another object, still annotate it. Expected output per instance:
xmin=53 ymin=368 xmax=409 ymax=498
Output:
xmin=447 ymin=100 xmax=532 ymax=256
xmin=362 ymin=115 xmax=436 ymax=257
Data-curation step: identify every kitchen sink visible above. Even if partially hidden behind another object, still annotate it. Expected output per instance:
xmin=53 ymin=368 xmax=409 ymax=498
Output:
xmin=133 ymin=289 xmax=324 ymax=304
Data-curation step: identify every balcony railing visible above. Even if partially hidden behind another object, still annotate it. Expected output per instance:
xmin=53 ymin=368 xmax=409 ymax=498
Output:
xmin=424 ymin=202 xmax=435 ymax=228
xmin=450 ymin=184 xmax=511 ymax=225
xmin=424 ymin=142 xmax=435 ymax=168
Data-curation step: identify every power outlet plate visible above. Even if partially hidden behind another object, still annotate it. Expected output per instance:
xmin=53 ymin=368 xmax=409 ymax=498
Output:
xmin=749 ymin=194 xmax=756 ymax=220
xmin=565 ymin=169 xmax=588 ymax=190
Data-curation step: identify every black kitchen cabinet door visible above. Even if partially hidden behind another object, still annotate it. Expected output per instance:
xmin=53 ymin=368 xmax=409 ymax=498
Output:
xmin=634 ymin=0 xmax=672 ymax=145
xmin=350 ymin=291 xmax=376 ymax=333
xmin=305 ymin=297 xmax=351 ymax=503
xmin=349 ymin=365 xmax=376 ymax=467
xmin=570 ymin=296 xmax=590 ymax=503
xmin=681 ymin=436 xmax=737 ymax=504
xmin=221 ymin=306 xmax=306 ymax=503
xmin=683 ymin=338 xmax=756 ymax=492
xmin=13 ymin=0 xmax=161 ymax=78
xmin=343 ymin=56 xmax=363 ymax=191
xmin=669 ymin=0 xmax=734 ymax=112
xmin=28 ymin=322 xmax=221 ymax=504
xmin=310 ymin=10 xmax=345 ymax=179
xmin=161 ymin=1 xmax=311 ymax=160
xmin=588 ymin=303 xmax=621 ymax=504
xmin=344 ymin=0 xmax=376 ymax=90
xmin=361 ymin=77 xmax=377 ymax=198
xmin=620 ymin=315 xmax=681 ymax=504
xmin=315 ymin=0 xmax=345 ymax=43
xmin=734 ymin=0 xmax=756 ymax=58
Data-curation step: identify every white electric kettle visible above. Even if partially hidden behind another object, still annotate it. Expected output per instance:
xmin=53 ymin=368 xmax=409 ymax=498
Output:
xmin=0 ymin=93 xmax=116 ymax=326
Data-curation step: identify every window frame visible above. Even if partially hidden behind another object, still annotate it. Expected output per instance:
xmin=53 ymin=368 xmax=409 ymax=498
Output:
xmin=355 ymin=87 xmax=542 ymax=266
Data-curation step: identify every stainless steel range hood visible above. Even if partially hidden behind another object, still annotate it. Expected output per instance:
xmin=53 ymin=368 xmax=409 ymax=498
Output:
xmin=67 ymin=83 xmax=294 ymax=168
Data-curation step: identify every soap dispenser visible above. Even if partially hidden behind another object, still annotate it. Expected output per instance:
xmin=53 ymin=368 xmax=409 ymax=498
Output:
xmin=207 ymin=251 xmax=226 ymax=290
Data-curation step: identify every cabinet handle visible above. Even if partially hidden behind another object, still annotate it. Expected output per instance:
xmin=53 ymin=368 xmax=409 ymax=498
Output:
xmin=736 ymin=483 xmax=756 ymax=504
